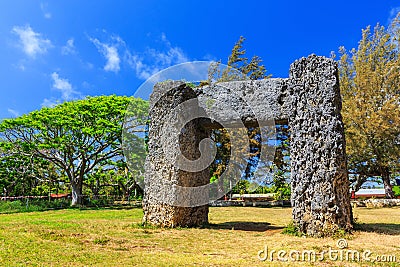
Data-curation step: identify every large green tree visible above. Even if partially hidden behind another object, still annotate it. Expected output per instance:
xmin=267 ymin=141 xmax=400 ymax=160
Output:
xmin=0 ymin=95 xmax=148 ymax=205
xmin=338 ymin=13 xmax=400 ymax=198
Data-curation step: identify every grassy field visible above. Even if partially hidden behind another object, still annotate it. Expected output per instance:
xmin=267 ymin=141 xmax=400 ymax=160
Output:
xmin=0 ymin=206 xmax=399 ymax=266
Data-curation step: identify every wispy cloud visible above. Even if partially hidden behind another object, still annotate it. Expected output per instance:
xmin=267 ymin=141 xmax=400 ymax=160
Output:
xmin=390 ymin=7 xmax=400 ymax=18
xmin=14 ymin=63 xmax=26 ymax=71
xmin=51 ymin=72 xmax=77 ymax=100
xmin=61 ymin=38 xmax=76 ymax=55
xmin=202 ymin=53 xmax=217 ymax=61
xmin=127 ymin=54 xmax=153 ymax=80
xmin=126 ymin=33 xmax=189 ymax=79
xmin=7 ymin=108 xmax=20 ymax=118
xmin=88 ymin=32 xmax=189 ymax=79
xmin=40 ymin=3 xmax=52 ymax=19
xmin=89 ymin=37 xmax=121 ymax=73
xmin=42 ymin=72 xmax=81 ymax=107
xmin=41 ymin=98 xmax=58 ymax=107
xmin=12 ymin=25 xmax=52 ymax=58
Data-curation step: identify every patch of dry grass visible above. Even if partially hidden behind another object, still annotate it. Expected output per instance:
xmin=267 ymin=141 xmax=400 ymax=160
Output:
xmin=0 ymin=206 xmax=398 ymax=266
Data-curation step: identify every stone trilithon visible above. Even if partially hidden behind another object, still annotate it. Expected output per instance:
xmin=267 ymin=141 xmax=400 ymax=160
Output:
xmin=142 ymin=55 xmax=353 ymax=236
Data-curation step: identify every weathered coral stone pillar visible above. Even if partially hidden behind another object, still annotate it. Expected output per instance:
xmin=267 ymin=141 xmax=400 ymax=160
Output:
xmin=142 ymin=81 xmax=210 ymax=227
xmin=288 ymin=55 xmax=353 ymax=236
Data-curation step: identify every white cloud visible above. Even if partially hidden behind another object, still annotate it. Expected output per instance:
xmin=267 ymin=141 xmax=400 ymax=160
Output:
xmin=51 ymin=72 xmax=79 ymax=100
xmin=42 ymin=72 xmax=81 ymax=107
xmin=40 ymin=3 xmax=52 ymax=19
xmin=12 ymin=25 xmax=52 ymax=58
xmin=90 ymin=37 xmax=120 ymax=73
xmin=13 ymin=63 xmax=26 ymax=71
xmin=390 ymin=7 xmax=400 ymax=18
xmin=155 ymin=32 xmax=188 ymax=64
xmin=127 ymin=53 xmax=154 ymax=80
xmin=89 ymin=32 xmax=189 ymax=78
xmin=103 ymin=46 xmax=120 ymax=72
xmin=41 ymin=98 xmax=58 ymax=107
xmin=202 ymin=53 xmax=217 ymax=61
xmin=61 ymin=38 xmax=76 ymax=55
xmin=126 ymin=33 xmax=189 ymax=79
xmin=82 ymin=81 xmax=92 ymax=89
xmin=7 ymin=108 xmax=20 ymax=118
xmin=161 ymin=32 xmax=168 ymax=43
xmin=147 ymin=47 xmax=188 ymax=67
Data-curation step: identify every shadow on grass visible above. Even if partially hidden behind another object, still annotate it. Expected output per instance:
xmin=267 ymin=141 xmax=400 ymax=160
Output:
xmin=205 ymin=221 xmax=284 ymax=232
xmin=354 ymin=223 xmax=400 ymax=235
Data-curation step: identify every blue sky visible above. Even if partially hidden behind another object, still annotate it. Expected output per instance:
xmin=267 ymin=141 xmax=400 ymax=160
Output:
xmin=0 ymin=0 xmax=399 ymax=119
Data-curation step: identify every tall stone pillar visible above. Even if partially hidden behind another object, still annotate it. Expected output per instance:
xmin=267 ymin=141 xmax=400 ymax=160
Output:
xmin=142 ymin=81 xmax=210 ymax=227
xmin=288 ymin=55 xmax=353 ymax=236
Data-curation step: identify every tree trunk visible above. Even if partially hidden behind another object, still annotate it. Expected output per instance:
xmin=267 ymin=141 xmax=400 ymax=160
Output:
xmin=352 ymin=174 xmax=367 ymax=192
xmin=382 ymin=171 xmax=395 ymax=199
xmin=71 ymin=179 xmax=83 ymax=206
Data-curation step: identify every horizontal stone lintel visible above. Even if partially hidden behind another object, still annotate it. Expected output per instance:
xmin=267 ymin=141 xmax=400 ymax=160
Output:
xmin=193 ymin=78 xmax=290 ymax=128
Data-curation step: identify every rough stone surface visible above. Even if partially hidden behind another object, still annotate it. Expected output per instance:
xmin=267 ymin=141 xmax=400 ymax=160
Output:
xmin=288 ymin=55 xmax=353 ymax=236
xmin=142 ymin=55 xmax=353 ymax=236
xmin=143 ymin=81 xmax=210 ymax=227
xmin=195 ymin=78 xmax=288 ymax=127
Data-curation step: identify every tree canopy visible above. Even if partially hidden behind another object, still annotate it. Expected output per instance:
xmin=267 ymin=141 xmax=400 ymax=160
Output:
xmin=338 ymin=13 xmax=400 ymax=198
xmin=0 ymin=95 xmax=148 ymax=205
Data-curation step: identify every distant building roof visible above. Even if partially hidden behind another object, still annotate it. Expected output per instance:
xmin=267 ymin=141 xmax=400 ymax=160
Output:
xmin=355 ymin=188 xmax=385 ymax=197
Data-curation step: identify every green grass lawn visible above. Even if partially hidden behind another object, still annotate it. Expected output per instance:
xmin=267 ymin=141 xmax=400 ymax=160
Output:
xmin=0 ymin=206 xmax=399 ymax=266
